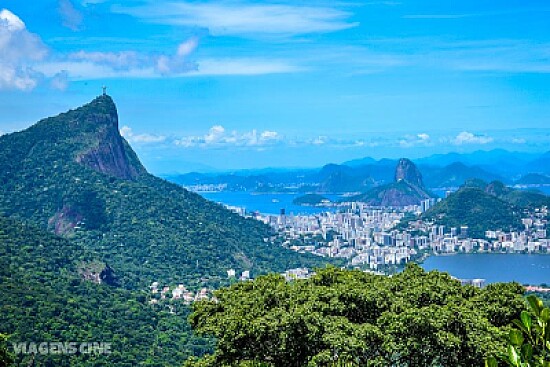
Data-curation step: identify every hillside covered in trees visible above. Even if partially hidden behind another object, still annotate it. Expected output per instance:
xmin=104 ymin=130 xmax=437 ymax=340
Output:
xmin=0 ymin=95 xmax=330 ymax=290
xmin=423 ymin=179 xmax=549 ymax=238
xmin=0 ymin=214 xmax=213 ymax=366
xmin=186 ymin=265 xmax=526 ymax=367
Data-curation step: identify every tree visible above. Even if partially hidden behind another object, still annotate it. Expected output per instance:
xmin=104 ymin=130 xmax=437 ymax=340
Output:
xmin=0 ymin=334 xmax=13 ymax=367
xmin=186 ymin=264 xmax=525 ymax=367
xmin=486 ymin=295 xmax=550 ymax=367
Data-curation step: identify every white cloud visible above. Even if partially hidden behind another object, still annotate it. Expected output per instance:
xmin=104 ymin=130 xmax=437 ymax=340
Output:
xmin=37 ymin=56 xmax=299 ymax=80
xmin=112 ymin=1 xmax=358 ymax=37
xmin=68 ymin=40 xmax=199 ymax=76
xmin=120 ymin=125 xmax=166 ymax=144
xmin=204 ymin=125 xmax=225 ymax=143
xmin=451 ymin=131 xmax=493 ymax=145
xmin=399 ymin=132 xmax=431 ymax=147
xmin=174 ymin=125 xmax=282 ymax=148
xmin=417 ymin=133 xmax=430 ymax=141
xmin=0 ymin=9 xmax=24 ymax=31
xmin=260 ymin=130 xmax=279 ymax=140
xmin=312 ymin=136 xmax=328 ymax=145
xmin=69 ymin=50 xmax=143 ymax=69
xmin=191 ymin=58 xmax=301 ymax=76
xmin=0 ymin=9 xmax=48 ymax=90
xmin=511 ymin=138 xmax=526 ymax=144
xmin=177 ymin=37 xmax=198 ymax=57
xmin=59 ymin=0 xmax=83 ymax=31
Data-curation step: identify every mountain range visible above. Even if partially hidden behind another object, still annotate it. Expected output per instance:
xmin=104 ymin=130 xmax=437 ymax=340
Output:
xmin=167 ymin=150 xmax=550 ymax=194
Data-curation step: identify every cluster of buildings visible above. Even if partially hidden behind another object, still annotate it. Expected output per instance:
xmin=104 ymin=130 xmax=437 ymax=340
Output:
xmin=229 ymin=201 xmax=549 ymax=270
xmin=148 ymin=282 xmax=211 ymax=305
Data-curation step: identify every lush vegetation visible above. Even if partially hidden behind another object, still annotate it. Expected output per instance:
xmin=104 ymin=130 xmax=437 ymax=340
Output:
xmin=186 ymin=264 xmax=526 ymax=367
xmin=0 ymin=96 xmax=331 ymax=290
xmin=423 ymin=187 xmax=523 ymax=238
xmin=423 ymin=180 xmax=549 ymax=238
xmin=486 ymin=295 xmax=550 ymax=366
xmin=0 ymin=215 xmax=213 ymax=366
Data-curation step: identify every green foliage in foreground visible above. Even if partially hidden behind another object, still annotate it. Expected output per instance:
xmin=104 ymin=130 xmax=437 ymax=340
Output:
xmin=0 ymin=215 xmax=212 ymax=366
xmin=486 ymin=295 xmax=550 ymax=367
xmin=186 ymin=264 xmax=526 ymax=367
xmin=0 ymin=334 xmax=13 ymax=367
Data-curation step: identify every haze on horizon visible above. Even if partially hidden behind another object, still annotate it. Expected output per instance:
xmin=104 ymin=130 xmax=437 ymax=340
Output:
xmin=1 ymin=0 xmax=549 ymax=173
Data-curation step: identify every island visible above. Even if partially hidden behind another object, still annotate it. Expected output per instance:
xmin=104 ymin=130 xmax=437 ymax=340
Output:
xmin=292 ymin=194 xmax=332 ymax=206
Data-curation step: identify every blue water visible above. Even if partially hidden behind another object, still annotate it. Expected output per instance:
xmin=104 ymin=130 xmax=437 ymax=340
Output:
xmin=200 ymin=192 xmax=342 ymax=215
xmin=422 ymin=254 xmax=550 ymax=285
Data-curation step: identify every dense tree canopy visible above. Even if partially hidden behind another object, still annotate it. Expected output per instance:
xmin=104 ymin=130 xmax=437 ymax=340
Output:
xmin=0 ymin=215 xmax=212 ymax=366
xmin=186 ymin=265 xmax=526 ymax=367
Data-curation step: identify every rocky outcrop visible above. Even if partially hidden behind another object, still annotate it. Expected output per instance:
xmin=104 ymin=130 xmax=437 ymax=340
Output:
xmin=349 ymin=159 xmax=432 ymax=206
xmin=75 ymin=96 xmax=145 ymax=180
xmin=395 ymin=158 xmax=424 ymax=187
xmin=48 ymin=204 xmax=83 ymax=235
xmin=79 ymin=261 xmax=118 ymax=286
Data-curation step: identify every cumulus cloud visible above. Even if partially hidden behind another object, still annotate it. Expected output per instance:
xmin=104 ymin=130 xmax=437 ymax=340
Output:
xmin=0 ymin=9 xmax=48 ymax=90
xmin=58 ymin=0 xmax=83 ymax=31
xmin=451 ymin=131 xmax=493 ymax=145
xmin=120 ymin=125 xmax=166 ymax=144
xmin=174 ymin=125 xmax=282 ymax=148
xmin=399 ymin=132 xmax=431 ymax=147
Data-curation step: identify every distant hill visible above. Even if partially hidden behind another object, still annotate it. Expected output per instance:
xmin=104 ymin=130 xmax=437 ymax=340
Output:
xmin=0 ymin=95 xmax=330 ymax=290
xmin=166 ymin=150 xmax=550 ymax=193
xmin=516 ymin=173 xmax=550 ymax=185
xmin=348 ymin=159 xmax=433 ymax=206
xmin=421 ymin=162 xmax=504 ymax=187
xmin=0 ymin=215 xmax=211 ymax=366
xmin=526 ymin=151 xmax=550 ymax=175
xmin=423 ymin=187 xmax=523 ymax=238
xmin=417 ymin=149 xmax=538 ymax=171
xmin=423 ymin=179 xmax=549 ymax=237
xmin=341 ymin=156 xmax=377 ymax=167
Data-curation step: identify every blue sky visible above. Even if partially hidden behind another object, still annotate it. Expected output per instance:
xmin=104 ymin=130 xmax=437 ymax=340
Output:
xmin=1 ymin=0 xmax=549 ymax=173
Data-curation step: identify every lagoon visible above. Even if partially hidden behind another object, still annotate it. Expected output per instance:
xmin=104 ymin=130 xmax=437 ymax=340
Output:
xmin=422 ymin=253 xmax=550 ymax=285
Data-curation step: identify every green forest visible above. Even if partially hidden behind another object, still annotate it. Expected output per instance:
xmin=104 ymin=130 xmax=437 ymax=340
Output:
xmin=185 ymin=265 xmax=529 ymax=367
xmin=0 ymin=215 xmax=213 ymax=366
xmin=0 ymin=96 xmax=331 ymax=290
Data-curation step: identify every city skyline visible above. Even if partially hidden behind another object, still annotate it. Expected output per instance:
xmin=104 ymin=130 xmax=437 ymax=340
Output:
xmin=1 ymin=1 xmax=550 ymax=172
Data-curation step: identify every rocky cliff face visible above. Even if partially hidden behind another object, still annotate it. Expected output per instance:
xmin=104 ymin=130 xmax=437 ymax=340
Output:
xmin=74 ymin=96 xmax=145 ymax=180
xmin=350 ymin=159 xmax=432 ymax=206
xmin=395 ymin=158 xmax=424 ymax=188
